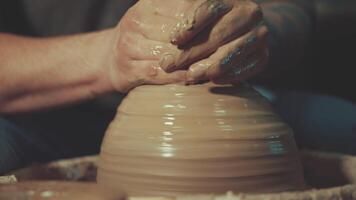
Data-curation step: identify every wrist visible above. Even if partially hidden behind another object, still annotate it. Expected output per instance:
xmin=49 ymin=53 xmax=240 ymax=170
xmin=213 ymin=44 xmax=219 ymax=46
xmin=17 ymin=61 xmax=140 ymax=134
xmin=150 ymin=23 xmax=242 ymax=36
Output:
xmin=86 ymin=28 xmax=118 ymax=96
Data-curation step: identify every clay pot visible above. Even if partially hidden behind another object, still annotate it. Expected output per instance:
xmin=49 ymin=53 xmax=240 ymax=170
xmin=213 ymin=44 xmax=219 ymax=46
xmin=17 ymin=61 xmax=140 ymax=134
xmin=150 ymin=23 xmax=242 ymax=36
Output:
xmin=97 ymin=83 xmax=305 ymax=196
xmin=0 ymin=181 xmax=124 ymax=200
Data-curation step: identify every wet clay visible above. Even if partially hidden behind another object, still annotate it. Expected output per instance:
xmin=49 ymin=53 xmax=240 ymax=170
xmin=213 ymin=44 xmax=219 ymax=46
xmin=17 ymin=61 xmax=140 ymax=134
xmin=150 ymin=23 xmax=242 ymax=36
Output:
xmin=0 ymin=181 xmax=124 ymax=200
xmin=97 ymin=83 xmax=305 ymax=196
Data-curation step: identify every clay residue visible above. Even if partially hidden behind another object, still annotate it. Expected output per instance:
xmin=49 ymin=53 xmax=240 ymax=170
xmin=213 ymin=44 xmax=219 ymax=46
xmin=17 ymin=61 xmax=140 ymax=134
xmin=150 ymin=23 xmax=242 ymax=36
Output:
xmin=0 ymin=181 xmax=124 ymax=200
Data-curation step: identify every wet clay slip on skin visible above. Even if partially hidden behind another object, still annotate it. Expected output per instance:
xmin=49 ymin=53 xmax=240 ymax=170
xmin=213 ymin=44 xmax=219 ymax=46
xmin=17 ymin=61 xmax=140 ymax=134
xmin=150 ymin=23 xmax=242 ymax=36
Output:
xmin=97 ymin=83 xmax=305 ymax=197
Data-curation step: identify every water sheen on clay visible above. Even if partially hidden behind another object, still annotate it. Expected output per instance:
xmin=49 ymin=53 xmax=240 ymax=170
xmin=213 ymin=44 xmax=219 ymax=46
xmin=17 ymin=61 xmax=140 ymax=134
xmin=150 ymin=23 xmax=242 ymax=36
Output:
xmin=98 ymin=83 xmax=305 ymax=197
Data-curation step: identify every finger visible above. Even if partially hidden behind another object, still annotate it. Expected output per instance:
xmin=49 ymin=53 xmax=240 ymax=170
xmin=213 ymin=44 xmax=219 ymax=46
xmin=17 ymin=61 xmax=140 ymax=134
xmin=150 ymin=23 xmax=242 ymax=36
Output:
xmin=171 ymin=0 xmax=232 ymax=46
xmin=118 ymin=32 xmax=181 ymax=61
xmin=186 ymin=26 xmax=268 ymax=83
xmin=162 ymin=2 xmax=263 ymax=72
xmin=212 ymin=48 xmax=269 ymax=84
xmin=127 ymin=61 xmax=187 ymax=89
xmin=148 ymin=68 xmax=187 ymax=85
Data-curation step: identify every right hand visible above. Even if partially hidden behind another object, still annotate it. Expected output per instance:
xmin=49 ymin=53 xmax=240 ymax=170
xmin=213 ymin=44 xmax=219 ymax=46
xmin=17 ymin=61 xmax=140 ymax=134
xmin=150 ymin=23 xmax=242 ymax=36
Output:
xmin=161 ymin=0 xmax=268 ymax=85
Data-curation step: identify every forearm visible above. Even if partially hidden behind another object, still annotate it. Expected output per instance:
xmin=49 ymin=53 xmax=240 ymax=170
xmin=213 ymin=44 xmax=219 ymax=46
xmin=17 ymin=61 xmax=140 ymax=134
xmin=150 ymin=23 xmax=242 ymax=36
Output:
xmin=255 ymin=0 xmax=315 ymax=76
xmin=0 ymin=30 xmax=115 ymax=114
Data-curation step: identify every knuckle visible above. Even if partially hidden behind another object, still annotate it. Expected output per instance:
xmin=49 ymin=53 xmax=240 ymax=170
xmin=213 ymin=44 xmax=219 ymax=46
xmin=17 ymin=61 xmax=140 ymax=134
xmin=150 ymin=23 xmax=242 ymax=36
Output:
xmin=248 ymin=3 xmax=263 ymax=21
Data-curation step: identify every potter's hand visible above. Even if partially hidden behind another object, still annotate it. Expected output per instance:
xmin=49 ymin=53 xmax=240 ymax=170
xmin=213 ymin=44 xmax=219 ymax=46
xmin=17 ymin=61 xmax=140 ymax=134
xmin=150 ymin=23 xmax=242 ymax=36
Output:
xmin=160 ymin=0 xmax=269 ymax=84
xmin=106 ymin=1 xmax=194 ymax=92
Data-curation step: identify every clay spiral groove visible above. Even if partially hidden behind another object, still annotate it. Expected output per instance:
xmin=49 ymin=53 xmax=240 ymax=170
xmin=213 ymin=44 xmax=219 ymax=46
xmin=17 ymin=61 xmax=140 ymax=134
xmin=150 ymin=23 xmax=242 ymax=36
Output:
xmin=98 ymin=84 xmax=305 ymax=196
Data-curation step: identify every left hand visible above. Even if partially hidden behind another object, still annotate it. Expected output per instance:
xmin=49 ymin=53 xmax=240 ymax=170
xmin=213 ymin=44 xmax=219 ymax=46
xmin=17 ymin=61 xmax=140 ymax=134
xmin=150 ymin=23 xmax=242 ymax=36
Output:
xmin=160 ymin=0 xmax=269 ymax=84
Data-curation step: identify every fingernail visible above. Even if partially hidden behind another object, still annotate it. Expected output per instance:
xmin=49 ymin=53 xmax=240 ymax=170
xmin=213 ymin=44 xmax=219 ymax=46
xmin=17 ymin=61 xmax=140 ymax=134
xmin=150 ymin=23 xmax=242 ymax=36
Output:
xmin=170 ymin=23 xmax=182 ymax=44
xmin=170 ymin=17 xmax=194 ymax=45
xmin=159 ymin=53 xmax=175 ymax=72
xmin=171 ymin=38 xmax=178 ymax=45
